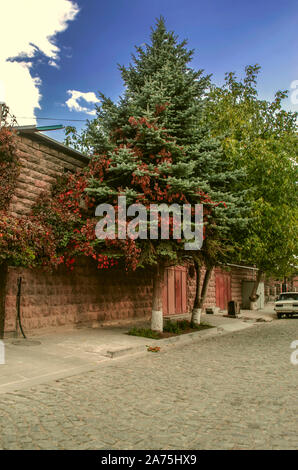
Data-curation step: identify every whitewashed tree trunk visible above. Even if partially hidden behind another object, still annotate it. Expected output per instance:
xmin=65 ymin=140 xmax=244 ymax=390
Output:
xmin=249 ymin=300 xmax=258 ymax=310
xmin=192 ymin=308 xmax=202 ymax=325
xmin=191 ymin=264 xmax=213 ymax=323
xmin=151 ymin=310 xmax=163 ymax=332
xmin=151 ymin=264 xmax=165 ymax=332
xmin=249 ymin=269 xmax=263 ymax=310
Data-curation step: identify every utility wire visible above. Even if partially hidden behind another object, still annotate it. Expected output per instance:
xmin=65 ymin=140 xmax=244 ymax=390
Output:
xmin=16 ymin=116 xmax=88 ymax=122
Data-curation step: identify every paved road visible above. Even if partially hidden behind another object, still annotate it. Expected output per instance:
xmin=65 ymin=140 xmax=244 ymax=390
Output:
xmin=0 ymin=319 xmax=297 ymax=450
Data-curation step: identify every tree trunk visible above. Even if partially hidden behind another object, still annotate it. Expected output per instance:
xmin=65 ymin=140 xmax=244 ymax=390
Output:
xmin=151 ymin=263 xmax=165 ymax=332
xmin=0 ymin=263 xmax=8 ymax=339
xmin=249 ymin=269 xmax=263 ymax=310
xmin=199 ymin=267 xmax=213 ymax=309
xmin=191 ymin=260 xmax=202 ymax=324
xmin=191 ymin=264 xmax=213 ymax=324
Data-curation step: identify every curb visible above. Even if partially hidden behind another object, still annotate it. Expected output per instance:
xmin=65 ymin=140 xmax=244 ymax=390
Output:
xmin=105 ymin=345 xmax=146 ymax=358
xmin=102 ymin=328 xmax=220 ymax=360
xmin=150 ymin=326 xmax=220 ymax=347
xmin=105 ymin=321 xmax=255 ymax=359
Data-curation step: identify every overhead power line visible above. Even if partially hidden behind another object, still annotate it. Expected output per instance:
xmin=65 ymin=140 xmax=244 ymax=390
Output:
xmin=16 ymin=116 xmax=88 ymax=122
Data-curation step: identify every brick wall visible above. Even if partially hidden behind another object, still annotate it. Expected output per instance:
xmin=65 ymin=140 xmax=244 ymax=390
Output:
xmin=4 ymin=258 xmax=153 ymax=334
xmin=264 ymin=278 xmax=283 ymax=300
xmin=264 ymin=276 xmax=298 ymax=300
xmin=9 ymin=135 xmax=86 ymax=217
xmin=3 ymin=260 xmax=260 ymax=335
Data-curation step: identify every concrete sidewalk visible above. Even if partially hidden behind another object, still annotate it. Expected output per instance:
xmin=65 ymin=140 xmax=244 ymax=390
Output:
xmin=214 ymin=302 xmax=277 ymax=322
xmin=0 ymin=313 xmax=257 ymax=394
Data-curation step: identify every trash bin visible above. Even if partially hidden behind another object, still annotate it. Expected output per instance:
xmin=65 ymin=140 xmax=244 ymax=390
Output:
xmin=228 ymin=300 xmax=240 ymax=316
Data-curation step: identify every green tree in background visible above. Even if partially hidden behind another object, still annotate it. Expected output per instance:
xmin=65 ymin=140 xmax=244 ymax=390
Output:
xmin=206 ymin=65 xmax=298 ymax=306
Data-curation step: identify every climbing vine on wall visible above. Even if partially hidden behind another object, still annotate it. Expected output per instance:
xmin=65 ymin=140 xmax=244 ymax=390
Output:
xmin=0 ymin=126 xmax=59 ymax=268
xmin=0 ymin=127 xmax=20 ymax=211
xmin=31 ymin=163 xmax=120 ymax=271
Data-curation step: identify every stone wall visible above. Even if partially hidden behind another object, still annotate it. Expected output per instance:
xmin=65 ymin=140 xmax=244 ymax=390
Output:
xmin=3 ymin=260 xmax=259 ymax=335
xmin=4 ymin=259 xmax=153 ymax=334
xmin=9 ymin=135 xmax=86 ymax=217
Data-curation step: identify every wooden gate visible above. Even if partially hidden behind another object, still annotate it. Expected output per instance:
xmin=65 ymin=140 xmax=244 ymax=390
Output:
xmin=215 ymin=270 xmax=231 ymax=310
xmin=163 ymin=266 xmax=187 ymax=316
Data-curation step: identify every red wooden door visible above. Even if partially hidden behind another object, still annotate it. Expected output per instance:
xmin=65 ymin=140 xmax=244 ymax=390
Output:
xmin=215 ymin=270 xmax=231 ymax=310
xmin=163 ymin=266 xmax=187 ymax=315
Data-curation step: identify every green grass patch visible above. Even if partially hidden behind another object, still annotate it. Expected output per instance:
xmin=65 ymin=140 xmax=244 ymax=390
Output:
xmin=127 ymin=327 xmax=161 ymax=339
xmin=127 ymin=319 xmax=214 ymax=339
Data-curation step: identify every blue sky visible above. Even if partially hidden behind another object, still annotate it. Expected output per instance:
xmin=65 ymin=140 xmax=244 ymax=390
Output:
xmin=1 ymin=0 xmax=297 ymax=142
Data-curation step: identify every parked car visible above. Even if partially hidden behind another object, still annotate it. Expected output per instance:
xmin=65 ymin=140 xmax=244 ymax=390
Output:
xmin=274 ymin=292 xmax=298 ymax=318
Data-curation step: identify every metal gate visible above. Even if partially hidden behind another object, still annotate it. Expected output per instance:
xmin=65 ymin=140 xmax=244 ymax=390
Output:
xmin=215 ymin=270 xmax=231 ymax=310
xmin=163 ymin=266 xmax=187 ymax=315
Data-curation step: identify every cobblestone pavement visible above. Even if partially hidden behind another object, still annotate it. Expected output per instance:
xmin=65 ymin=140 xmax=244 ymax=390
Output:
xmin=0 ymin=319 xmax=297 ymax=450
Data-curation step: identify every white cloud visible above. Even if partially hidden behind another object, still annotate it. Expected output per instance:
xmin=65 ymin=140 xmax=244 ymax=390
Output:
xmin=66 ymin=90 xmax=100 ymax=115
xmin=48 ymin=60 xmax=60 ymax=69
xmin=0 ymin=0 xmax=79 ymax=124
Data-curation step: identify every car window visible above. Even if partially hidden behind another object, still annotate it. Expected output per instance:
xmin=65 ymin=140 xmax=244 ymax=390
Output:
xmin=278 ymin=293 xmax=298 ymax=301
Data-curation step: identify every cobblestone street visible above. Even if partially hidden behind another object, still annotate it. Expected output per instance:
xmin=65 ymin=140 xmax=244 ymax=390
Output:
xmin=0 ymin=319 xmax=297 ymax=450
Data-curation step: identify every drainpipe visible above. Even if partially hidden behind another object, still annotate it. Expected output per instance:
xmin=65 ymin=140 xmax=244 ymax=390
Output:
xmin=16 ymin=277 xmax=26 ymax=339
